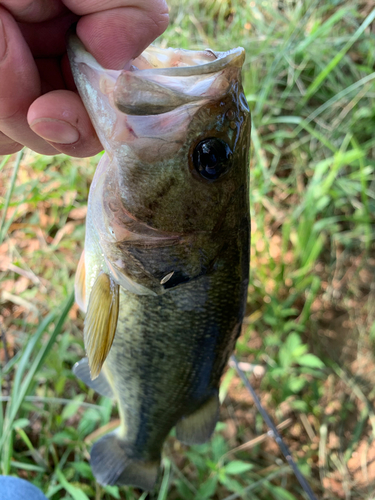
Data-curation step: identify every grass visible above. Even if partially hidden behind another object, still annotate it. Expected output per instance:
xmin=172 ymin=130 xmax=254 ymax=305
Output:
xmin=1 ymin=0 xmax=375 ymax=498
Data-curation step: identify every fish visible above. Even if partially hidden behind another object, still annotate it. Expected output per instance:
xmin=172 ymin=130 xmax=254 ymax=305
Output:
xmin=68 ymin=33 xmax=251 ymax=490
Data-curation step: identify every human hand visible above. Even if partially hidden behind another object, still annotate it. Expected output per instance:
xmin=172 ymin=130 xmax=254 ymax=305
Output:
xmin=0 ymin=0 xmax=169 ymax=157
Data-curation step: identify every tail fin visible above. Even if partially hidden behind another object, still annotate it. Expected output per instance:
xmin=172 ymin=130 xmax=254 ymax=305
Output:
xmin=90 ymin=432 xmax=160 ymax=490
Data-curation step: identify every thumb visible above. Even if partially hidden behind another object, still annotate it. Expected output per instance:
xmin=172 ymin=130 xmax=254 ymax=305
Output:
xmin=74 ymin=3 xmax=169 ymax=69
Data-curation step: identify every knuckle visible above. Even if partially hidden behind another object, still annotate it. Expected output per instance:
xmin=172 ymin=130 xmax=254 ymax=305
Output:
xmin=0 ymin=98 xmax=22 ymax=121
xmin=0 ymin=129 xmax=22 ymax=154
xmin=0 ymin=139 xmax=22 ymax=154
xmin=143 ymin=1 xmax=169 ymax=35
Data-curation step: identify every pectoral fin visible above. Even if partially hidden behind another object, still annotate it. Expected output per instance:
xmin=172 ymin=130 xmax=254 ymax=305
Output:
xmin=73 ymin=357 xmax=114 ymax=399
xmin=84 ymin=273 xmax=119 ymax=380
xmin=75 ymin=250 xmax=86 ymax=312
xmin=176 ymin=393 xmax=219 ymax=445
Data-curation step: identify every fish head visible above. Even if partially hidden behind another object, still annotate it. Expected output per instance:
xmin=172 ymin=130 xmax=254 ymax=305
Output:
xmin=68 ymin=36 xmax=250 ymax=294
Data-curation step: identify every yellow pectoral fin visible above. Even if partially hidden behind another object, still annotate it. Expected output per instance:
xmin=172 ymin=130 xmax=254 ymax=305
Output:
xmin=84 ymin=273 xmax=119 ymax=380
xmin=75 ymin=250 xmax=86 ymax=312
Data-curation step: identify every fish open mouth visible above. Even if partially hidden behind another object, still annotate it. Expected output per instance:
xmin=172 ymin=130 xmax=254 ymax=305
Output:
xmin=68 ymin=34 xmax=245 ymax=117
xmin=67 ymin=33 xmax=248 ymax=164
xmin=68 ymin=34 xmax=244 ymax=76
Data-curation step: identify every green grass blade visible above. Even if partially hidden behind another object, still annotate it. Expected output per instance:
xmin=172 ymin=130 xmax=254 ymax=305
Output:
xmin=0 ymin=311 xmax=56 ymax=470
xmin=10 ymin=461 xmax=46 ymax=473
xmin=253 ymin=0 xmax=321 ymax=115
xmin=301 ymin=8 xmax=375 ymax=105
xmin=296 ymin=8 xmax=351 ymax=53
xmin=303 ymin=71 xmax=375 ymax=128
xmin=0 ymin=149 xmax=24 ymax=245
xmin=0 ymin=292 xmax=74 ymax=468
xmin=157 ymin=458 xmax=171 ymax=500
xmin=222 ymin=466 xmax=292 ymax=500
xmin=0 ymin=154 xmax=11 ymax=173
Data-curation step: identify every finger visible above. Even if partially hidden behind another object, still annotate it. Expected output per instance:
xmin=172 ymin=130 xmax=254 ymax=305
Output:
xmin=63 ymin=1 xmax=169 ymax=69
xmin=0 ymin=130 xmax=23 ymax=155
xmin=63 ymin=0 xmax=168 ymax=16
xmin=77 ymin=6 xmax=169 ymax=69
xmin=19 ymin=11 xmax=78 ymax=58
xmin=61 ymin=53 xmax=76 ymax=91
xmin=28 ymin=90 xmax=102 ymax=157
xmin=35 ymin=59 xmax=66 ymax=94
xmin=0 ymin=0 xmax=67 ymax=23
xmin=0 ymin=7 xmax=58 ymax=154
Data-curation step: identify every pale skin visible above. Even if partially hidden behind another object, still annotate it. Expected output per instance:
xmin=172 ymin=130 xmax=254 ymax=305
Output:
xmin=0 ymin=0 xmax=169 ymax=157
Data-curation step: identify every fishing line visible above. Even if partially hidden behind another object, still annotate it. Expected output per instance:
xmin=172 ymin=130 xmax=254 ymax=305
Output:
xmin=230 ymin=355 xmax=318 ymax=500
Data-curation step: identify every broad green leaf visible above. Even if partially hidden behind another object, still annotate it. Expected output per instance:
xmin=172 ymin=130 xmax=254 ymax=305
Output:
xmin=61 ymin=395 xmax=86 ymax=420
xmin=197 ymin=475 xmax=218 ymax=500
xmin=288 ymin=377 xmax=307 ymax=393
xmin=55 ymin=468 xmax=90 ymax=500
xmin=285 ymin=332 xmax=302 ymax=352
xmin=176 ymin=480 xmax=194 ymax=500
xmin=70 ymin=461 xmax=93 ymax=480
xmin=12 ymin=418 xmax=29 ymax=429
xmin=219 ymin=475 xmax=244 ymax=493
xmin=224 ymin=460 xmax=253 ymax=475
xmin=297 ymin=354 xmax=325 ymax=369
xmin=104 ymin=485 xmax=120 ymax=499
xmin=268 ymin=484 xmax=299 ymax=500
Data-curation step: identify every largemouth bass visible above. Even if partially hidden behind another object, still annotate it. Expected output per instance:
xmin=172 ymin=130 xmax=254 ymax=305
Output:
xmin=68 ymin=34 xmax=250 ymax=490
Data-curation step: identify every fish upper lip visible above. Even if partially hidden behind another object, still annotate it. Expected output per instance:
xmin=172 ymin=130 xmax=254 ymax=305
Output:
xmin=132 ymin=48 xmax=245 ymax=77
xmin=67 ymin=33 xmax=245 ymax=77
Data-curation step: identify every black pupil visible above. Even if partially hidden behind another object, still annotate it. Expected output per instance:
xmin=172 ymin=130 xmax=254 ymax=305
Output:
xmin=193 ymin=138 xmax=232 ymax=180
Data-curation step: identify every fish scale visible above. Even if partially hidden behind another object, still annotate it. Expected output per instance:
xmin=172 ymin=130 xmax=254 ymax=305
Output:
xmin=107 ymin=271 xmax=243 ymax=454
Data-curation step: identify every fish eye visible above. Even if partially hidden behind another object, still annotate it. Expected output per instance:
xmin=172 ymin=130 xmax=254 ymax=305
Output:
xmin=192 ymin=138 xmax=232 ymax=181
